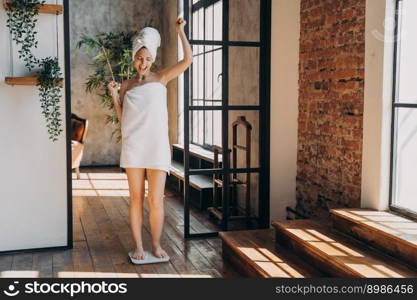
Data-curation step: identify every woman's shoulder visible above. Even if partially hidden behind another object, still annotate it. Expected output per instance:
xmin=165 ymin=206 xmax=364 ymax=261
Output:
xmin=122 ymin=78 xmax=138 ymax=93
xmin=122 ymin=78 xmax=134 ymax=89
xmin=152 ymin=72 xmax=167 ymax=86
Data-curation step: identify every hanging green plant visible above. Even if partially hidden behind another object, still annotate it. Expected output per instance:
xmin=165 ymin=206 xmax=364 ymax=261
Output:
xmin=5 ymin=0 xmax=45 ymax=71
xmin=36 ymin=57 xmax=63 ymax=142
xmin=77 ymin=30 xmax=159 ymax=143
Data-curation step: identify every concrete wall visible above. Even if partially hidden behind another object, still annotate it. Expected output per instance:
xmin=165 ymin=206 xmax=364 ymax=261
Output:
xmin=0 ymin=0 xmax=68 ymax=252
xmin=70 ymin=0 xmax=165 ymax=166
xmin=270 ymin=0 xmax=300 ymax=221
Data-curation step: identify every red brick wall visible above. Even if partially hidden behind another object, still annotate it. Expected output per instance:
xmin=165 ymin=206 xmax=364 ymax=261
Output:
xmin=296 ymin=0 xmax=366 ymax=218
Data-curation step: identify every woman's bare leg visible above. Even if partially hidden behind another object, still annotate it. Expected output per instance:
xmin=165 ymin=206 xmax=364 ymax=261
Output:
xmin=146 ymin=169 xmax=168 ymax=258
xmin=126 ymin=168 xmax=146 ymax=260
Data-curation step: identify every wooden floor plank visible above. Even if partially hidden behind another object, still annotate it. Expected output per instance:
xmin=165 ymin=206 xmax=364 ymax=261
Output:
xmin=99 ymin=196 xmax=158 ymax=277
xmin=0 ymin=255 xmax=13 ymax=277
xmin=7 ymin=253 xmax=35 ymax=277
xmin=73 ymin=215 xmax=86 ymax=242
xmin=79 ymin=204 xmax=115 ymax=270
xmin=0 ymin=167 xmax=239 ymax=278
xmin=32 ymin=251 xmax=53 ymax=278
xmin=72 ymin=241 xmax=95 ymax=277
xmin=52 ymin=249 xmax=74 ymax=278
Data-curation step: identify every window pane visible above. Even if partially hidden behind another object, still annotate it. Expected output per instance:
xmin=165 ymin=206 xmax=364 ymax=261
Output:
xmin=192 ymin=111 xmax=198 ymax=143
xmin=392 ymin=108 xmax=417 ymax=213
xmin=186 ymin=109 xmax=222 ymax=166
xmin=205 ymin=5 xmax=213 ymax=41
xmin=229 ymin=111 xmax=260 ymax=169
xmin=205 ymin=46 xmax=213 ymax=101
xmin=205 ymin=108 xmax=213 ymax=146
xmin=192 ymin=46 xmax=198 ymax=100
xmin=213 ymin=110 xmax=222 ymax=147
xmin=229 ymin=0 xmax=260 ymax=42
xmin=198 ymin=7 xmax=204 ymax=40
xmin=229 ymin=47 xmax=260 ymax=105
xmin=397 ymin=0 xmax=417 ymax=103
xmin=198 ymin=46 xmax=204 ymax=100
xmin=191 ymin=45 xmax=205 ymax=102
xmin=198 ymin=101 xmax=204 ymax=144
xmin=213 ymin=0 xmax=223 ymax=41
xmin=192 ymin=10 xmax=199 ymax=40
xmin=213 ymin=48 xmax=223 ymax=104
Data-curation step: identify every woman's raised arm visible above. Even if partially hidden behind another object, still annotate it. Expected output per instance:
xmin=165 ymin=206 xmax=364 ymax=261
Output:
xmin=108 ymin=81 xmax=127 ymax=123
xmin=159 ymin=18 xmax=192 ymax=85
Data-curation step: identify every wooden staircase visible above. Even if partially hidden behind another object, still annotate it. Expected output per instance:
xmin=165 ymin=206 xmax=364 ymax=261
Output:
xmin=330 ymin=208 xmax=417 ymax=270
xmin=219 ymin=229 xmax=323 ymax=278
xmin=220 ymin=209 xmax=417 ymax=278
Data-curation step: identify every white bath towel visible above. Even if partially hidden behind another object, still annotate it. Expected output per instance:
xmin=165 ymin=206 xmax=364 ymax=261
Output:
xmin=132 ymin=27 xmax=161 ymax=62
xmin=120 ymin=82 xmax=171 ymax=175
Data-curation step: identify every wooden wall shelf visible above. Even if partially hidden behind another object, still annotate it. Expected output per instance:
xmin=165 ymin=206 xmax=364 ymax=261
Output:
xmin=3 ymin=0 xmax=63 ymax=15
xmin=5 ymin=77 xmax=63 ymax=87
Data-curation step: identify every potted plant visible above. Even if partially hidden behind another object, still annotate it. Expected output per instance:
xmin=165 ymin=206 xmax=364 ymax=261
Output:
xmin=77 ymin=31 xmax=158 ymax=143
xmin=5 ymin=0 xmax=45 ymax=71
xmin=5 ymin=0 xmax=64 ymax=142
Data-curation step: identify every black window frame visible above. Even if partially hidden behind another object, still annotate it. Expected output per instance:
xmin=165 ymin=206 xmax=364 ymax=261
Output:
xmin=190 ymin=0 xmax=223 ymax=151
xmin=389 ymin=0 xmax=417 ymax=219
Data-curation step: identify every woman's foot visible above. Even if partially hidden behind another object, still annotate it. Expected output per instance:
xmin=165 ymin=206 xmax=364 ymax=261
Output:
xmin=152 ymin=245 xmax=168 ymax=258
xmin=130 ymin=247 xmax=145 ymax=260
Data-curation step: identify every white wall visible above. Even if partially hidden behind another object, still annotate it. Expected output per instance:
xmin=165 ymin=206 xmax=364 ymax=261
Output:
xmin=0 ymin=0 xmax=68 ymax=252
xmin=361 ymin=0 xmax=396 ymax=210
xmin=269 ymin=0 xmax=300 ymax=221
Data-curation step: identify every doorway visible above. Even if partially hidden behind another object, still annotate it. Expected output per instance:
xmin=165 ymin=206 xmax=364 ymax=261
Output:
xmin=179 ymin=0 xmax=271 ymax=238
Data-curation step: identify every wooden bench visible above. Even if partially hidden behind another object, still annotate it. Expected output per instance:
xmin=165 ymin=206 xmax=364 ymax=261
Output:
xmin=172 ymin=144 xmax=222 ymax=164
xmin=169 ymin=161 xmax=213 ymax=210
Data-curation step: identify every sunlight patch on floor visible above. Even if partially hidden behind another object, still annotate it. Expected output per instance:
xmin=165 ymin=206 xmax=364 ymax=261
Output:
xmin=58 ymin=271 xmax=139 ymax=278
xmin=1 ymin=271 xmax=39 ymax=278
xmin=72 ymin=171 xmax=147 ymax=197
xmin=237 ymin=246 xmax=305 ymax=278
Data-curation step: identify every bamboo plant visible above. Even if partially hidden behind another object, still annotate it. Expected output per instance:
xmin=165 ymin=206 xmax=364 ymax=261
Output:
xmin=77 ymin=31 xmax=151 ymax=143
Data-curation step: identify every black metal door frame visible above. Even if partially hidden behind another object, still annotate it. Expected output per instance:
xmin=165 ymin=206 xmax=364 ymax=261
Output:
xmin=182 ymin=0 xmax=271 ymax=238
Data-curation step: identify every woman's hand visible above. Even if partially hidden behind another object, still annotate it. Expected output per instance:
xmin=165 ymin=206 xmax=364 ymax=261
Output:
xmin=157 ymin=18 xmax=192 ymax=85
xmin=107 ymin=81 xmax=120 ymax=97
xmin=176 ymin=18 xmax=186 ymax=33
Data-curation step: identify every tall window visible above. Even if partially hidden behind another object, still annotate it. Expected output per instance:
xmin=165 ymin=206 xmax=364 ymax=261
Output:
xmin=391 ymin=0 xmax=417 ymax=214
xmin=190 ymin=0 xmax=223 ymax=149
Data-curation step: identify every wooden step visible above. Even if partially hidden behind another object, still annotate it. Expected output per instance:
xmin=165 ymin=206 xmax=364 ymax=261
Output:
xmin=331 ymin=208 xmax=417 ymax=270
xmin=272 ymin=220 xmax=417 ymax=278
xmin=219 ymin=229 xmax=323 ymax=278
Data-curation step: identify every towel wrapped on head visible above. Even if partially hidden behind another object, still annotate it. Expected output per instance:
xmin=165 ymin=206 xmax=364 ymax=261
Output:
xmin=132 ymin=27 xmax=161 ymax=62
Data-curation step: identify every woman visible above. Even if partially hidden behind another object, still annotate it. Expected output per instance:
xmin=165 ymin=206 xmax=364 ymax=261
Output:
xmin=108 ymin=18 xmax=192 ymax=262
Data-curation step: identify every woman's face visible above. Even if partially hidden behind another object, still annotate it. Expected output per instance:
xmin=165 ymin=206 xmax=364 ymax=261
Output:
xmin=134 ymin=47 xmax=153 ymax=77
